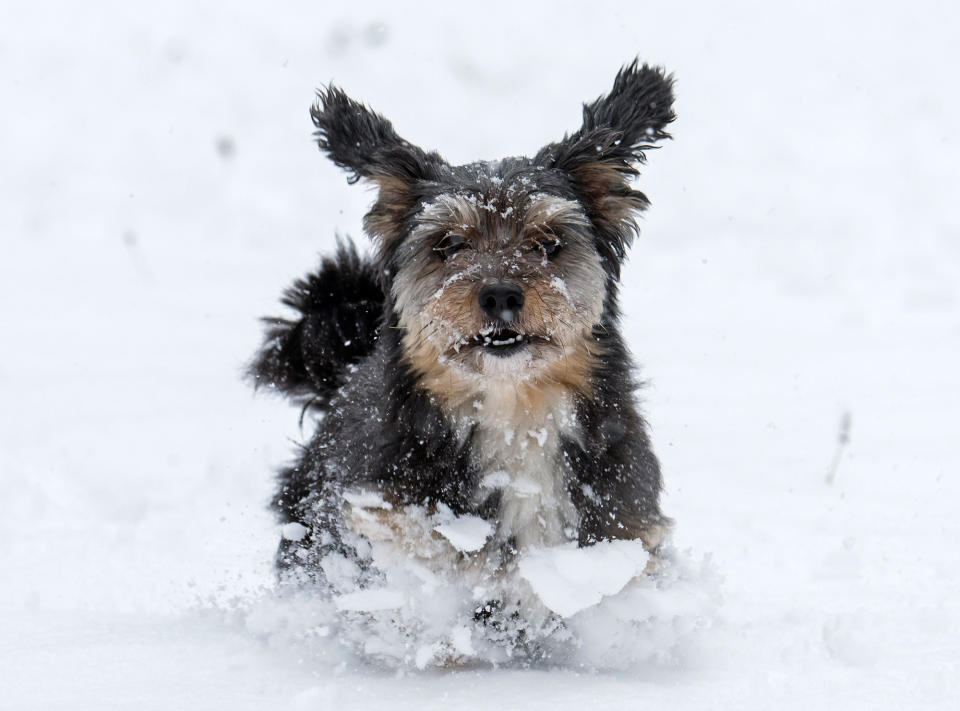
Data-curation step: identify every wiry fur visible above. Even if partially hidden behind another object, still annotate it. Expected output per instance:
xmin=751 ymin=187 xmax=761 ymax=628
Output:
xmin=249 ymin=60 xmax=676 ymax=589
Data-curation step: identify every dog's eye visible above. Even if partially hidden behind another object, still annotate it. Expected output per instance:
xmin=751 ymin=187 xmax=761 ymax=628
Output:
xmin=534 ymin=235 xmax=562 ymax=259
xmin=434 ymin=233 xmax=468 ymax=261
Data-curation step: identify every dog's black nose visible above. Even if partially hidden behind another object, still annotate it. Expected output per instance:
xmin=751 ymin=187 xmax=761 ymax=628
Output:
xmin=478 ymin=283 xmax=524 ymax=322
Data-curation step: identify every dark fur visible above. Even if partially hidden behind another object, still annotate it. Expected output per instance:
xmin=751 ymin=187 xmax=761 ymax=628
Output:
xmin=250 ymin=59 xmax=676 ymax=580
xmin=249 ymin=241 xmax=382 ymax=411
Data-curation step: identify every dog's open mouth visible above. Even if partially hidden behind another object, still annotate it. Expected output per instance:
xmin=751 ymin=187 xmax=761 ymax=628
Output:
xmin=469 ymin=329 xmax=529 ymax=357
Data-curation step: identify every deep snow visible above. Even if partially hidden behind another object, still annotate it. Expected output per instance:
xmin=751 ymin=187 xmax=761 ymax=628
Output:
xmin=2 ymin=1 xmax=960 ymax=708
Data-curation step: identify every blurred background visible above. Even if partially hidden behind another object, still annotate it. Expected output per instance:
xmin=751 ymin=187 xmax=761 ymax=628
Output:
xmin=1 ymin=1 xmax=958 ymax=708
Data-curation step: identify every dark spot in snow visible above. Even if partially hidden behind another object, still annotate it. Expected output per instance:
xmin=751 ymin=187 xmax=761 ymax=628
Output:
xmin=215 ymin=135 xmax=236 ymax=160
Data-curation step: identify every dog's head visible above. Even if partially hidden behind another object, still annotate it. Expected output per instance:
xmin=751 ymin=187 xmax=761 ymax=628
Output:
xmin=311 ymin=60 xmax=674 ymax=401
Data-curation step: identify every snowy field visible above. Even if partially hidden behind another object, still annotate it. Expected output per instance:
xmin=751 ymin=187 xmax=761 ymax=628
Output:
xmin=2 ymin=1 xmax=959 ymax=708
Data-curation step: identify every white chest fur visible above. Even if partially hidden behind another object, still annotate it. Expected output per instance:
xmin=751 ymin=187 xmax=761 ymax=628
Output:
xmin=462 ymin=382 xmax=580 ymax=549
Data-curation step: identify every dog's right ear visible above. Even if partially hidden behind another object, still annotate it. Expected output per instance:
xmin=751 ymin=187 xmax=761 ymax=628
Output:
xmin=311 ymin=87 xmax=445 ymax=243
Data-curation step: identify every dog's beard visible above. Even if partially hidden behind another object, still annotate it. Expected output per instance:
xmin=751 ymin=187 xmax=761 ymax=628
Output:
xmin=399 ymin=310 xmax=597 ymax=400
xmin=446 ymin=330 xmax=560 ymax=379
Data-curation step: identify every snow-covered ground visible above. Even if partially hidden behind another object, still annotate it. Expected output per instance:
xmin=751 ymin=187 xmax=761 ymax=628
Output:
xmin=2 ymin=1 xmax=959 ymax=708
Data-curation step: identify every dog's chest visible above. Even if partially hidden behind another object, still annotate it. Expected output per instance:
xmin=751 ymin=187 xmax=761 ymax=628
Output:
xmin=465 ymin=386 xmax=579 ymax=549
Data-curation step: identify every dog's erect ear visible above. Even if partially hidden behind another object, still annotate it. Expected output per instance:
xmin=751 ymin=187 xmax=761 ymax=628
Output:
xmin=535 ymin=60 xmax=675 ymax=267
xmin=311 ymin=85 xmax=443 ymax=184
xmin=311 ymin=86 xmax=445 ymax=243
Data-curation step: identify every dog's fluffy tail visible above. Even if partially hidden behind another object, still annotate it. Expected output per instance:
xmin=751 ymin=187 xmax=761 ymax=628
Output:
xmin=247 ymin=239 xmax=383 ymax=409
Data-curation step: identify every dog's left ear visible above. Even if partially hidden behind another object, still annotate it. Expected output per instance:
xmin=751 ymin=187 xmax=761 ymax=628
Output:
xmin=536 ymin=60 xmax=675 ymax=266
xmin=311 ymin=86 xmax=445 ymax=243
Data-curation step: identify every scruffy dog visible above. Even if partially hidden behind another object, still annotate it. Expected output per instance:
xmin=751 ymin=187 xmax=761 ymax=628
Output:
xmin=250 ymin=60 xmax=676 ymax=600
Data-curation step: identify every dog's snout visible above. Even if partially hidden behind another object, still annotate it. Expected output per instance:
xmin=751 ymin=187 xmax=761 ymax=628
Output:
xmin=478 ymin=283 xmax=524 ymax=322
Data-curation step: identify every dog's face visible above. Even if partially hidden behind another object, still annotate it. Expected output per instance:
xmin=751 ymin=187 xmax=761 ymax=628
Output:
xmin=391 ymin=183 xmax=606 ymax=386
xmin=310 ymin=61 xmax=675 ymax=399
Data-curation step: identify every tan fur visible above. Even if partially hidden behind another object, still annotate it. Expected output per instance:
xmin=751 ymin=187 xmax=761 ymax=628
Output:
xmin=570 ymin=161 xmax=649 ymax=237
xmin=363 ymin=173 xmax=419 ymax=245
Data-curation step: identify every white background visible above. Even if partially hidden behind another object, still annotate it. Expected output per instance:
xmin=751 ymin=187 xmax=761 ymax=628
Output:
xmin=2 ymin=1 xmax=958 ymax=708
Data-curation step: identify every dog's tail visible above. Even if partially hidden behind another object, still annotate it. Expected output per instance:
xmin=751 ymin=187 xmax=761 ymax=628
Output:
xmin=247 ymin=239 xmax=383 ymax=410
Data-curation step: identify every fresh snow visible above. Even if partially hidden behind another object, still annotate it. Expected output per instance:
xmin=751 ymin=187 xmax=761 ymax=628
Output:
xmin=433 ymin=515 xmax=493 ymax=552
xmin=280 ymin=522 xmax=309 ymax=541
xmin=334 ymin=589 xmax=406 ymax=612
xmin=517 ymin=540 xmax=651 ymax=617
xmin=3 ymin=0 xmax=960 ymax=709
xmin=343 ymin=490 xmax=394 ymax=510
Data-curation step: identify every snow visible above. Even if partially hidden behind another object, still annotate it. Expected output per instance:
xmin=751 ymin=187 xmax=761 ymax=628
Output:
xmin=343 ymin=490 xmax=394 ymax=510
xmin=517 ymin=540 xmax=650 ymax=617
xmin=315 ymin=496 xmax=705 ymax=667
xmin=527 ymin=427 xmax=549 ymax=447
xmin=334 ymin=589 xmax=406 ymax=612
xmin=433 ymin=515 xmax=493 ymax=552
xmin=281 ymin=522 xmax=309 ymax=541
xmin=3 ymin=0 xmax=960 ymax=708
xmin=243 ymin=513 xmax=715 ymax=669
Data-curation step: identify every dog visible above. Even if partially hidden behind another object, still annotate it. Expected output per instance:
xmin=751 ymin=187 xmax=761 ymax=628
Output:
xmin=249 ymin=60 xmax=676 ymax=602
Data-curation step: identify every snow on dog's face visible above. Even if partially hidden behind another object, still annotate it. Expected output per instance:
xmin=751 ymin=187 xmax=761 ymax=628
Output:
xmin=390 ymin=187 xmax=605 ymax=390
xmin=309 ymin=61 xmax=675 ymax=401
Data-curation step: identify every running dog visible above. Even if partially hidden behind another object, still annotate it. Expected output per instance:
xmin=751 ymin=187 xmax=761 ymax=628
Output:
xmin=250 ymin=60 xmax=676 ymax=593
